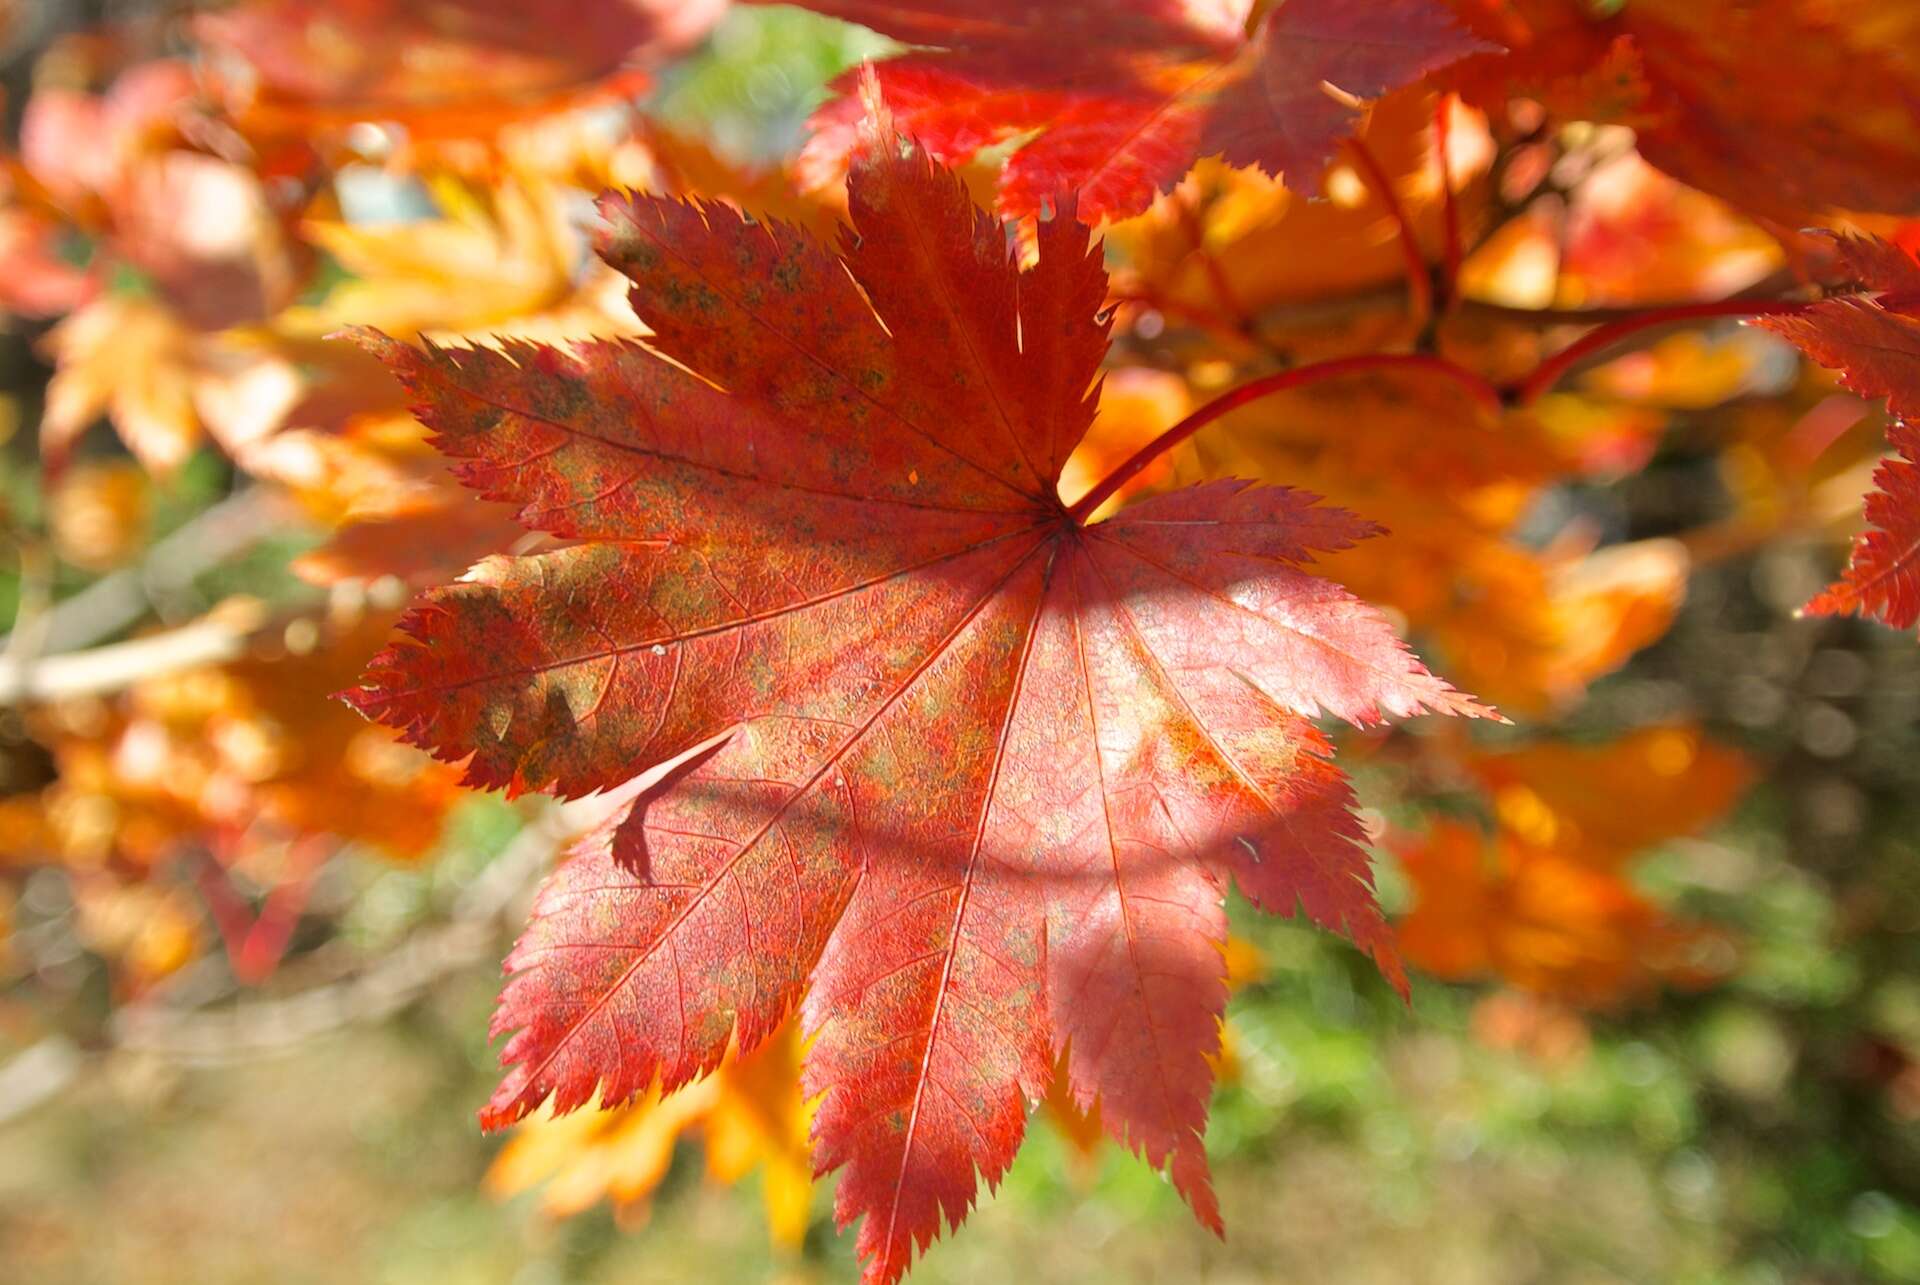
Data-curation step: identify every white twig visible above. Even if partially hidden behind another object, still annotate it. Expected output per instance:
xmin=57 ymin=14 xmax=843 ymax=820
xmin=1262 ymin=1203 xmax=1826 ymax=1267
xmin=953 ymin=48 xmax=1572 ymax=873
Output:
xmin=0 ymin=1037 xmax=84 ymax=1128
xmin=0 ymin=602 xmax=269 ymax=704
xmin=0 ymin=487 xmax=294 ymax=657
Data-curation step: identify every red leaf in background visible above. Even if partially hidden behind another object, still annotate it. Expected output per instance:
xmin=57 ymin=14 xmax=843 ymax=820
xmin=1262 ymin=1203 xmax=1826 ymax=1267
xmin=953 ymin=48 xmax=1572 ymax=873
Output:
xmin=1758 ymin=245 xmax=1920 ymax=424
xmin=198 ymin=0 xmax=726 ymax=139
xmin=17 ymin=60 xmax=198 ymax=214
xmin=1444 ymin=0 xmax=1920 ymax=222
xmin=344 ymin=113 xmax=1488 ymax=1280
xmin=1758 ymin=237 xmax=1920 ymax=633
xmin=1826 ymin=232 xmax=1920 ymax=306
xmin=15 ymin=59 xmax=302 ymax=332
xmin=0 ymin=209 xmax=96 ymax=317
xmin=1800 ymin=421 xmax=1920 ymax=634
xmin=776 ymin=0 xmax=1492 ymax=221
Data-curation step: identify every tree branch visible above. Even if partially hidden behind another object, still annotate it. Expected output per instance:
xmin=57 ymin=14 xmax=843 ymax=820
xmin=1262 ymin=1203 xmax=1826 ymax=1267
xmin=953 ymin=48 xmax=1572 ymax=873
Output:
xmin=0 ymin=601 xmax=271 ymax=704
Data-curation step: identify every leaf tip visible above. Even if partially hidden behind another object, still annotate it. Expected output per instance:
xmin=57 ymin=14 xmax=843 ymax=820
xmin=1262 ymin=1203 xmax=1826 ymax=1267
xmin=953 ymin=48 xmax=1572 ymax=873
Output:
xmin=328 ymin=322 xmax=398 ymax=352
xmin=330 ymin=682 xmax=378 ymax=720
xmin=475 ymin=1100 xmax=520 ymax=1134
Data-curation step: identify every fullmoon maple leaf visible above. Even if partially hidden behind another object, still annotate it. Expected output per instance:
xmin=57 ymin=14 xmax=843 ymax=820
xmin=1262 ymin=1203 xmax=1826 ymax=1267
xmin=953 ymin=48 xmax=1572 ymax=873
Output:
xmin=344 ymin=116 xmax=1488 ymax=1282
xmin=774 ymin=0 xmax=1494 ymax=221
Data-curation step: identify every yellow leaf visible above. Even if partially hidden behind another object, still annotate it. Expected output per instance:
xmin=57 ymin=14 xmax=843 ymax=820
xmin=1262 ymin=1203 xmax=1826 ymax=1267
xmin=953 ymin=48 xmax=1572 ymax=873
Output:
xmin=283 ymin=174 xmax=638 ymax=344
xmin=486 ymin=1019 xmax=814 ymax=1251
xmin=40 ymin=296 xmax=202 ymax=475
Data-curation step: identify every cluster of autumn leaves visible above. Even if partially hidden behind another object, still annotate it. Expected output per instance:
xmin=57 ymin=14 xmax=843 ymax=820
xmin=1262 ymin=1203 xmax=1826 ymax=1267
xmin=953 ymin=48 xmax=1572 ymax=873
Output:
xmin=1 ymin=0 xmax=1918 ymax=1279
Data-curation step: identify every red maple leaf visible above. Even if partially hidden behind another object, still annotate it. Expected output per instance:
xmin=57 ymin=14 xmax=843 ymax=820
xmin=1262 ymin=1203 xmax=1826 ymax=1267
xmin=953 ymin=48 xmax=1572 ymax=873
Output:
xmin=344 ymin=116 xmax=1488 ymax=1281
xmin=1825 ymin=232 xmax=1920 ymax=307
xmin=1758 ymin=236 xmax=1920 ymax=633
xmin=775 ymin=0 xmax=1493 ymax=221
xmin=1757 ymin=240 xmax=1920 ymax=425
xmin=1799 ymin=421 xmax=1920 ymax=634
xmin=1444 ymin=0 xmax=1920 ymax=222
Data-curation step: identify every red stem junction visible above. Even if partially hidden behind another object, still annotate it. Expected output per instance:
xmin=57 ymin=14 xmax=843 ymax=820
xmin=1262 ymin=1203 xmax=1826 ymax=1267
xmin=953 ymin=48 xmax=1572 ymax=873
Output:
xmin=1068 ymin=295 xmax=1816 ymax=526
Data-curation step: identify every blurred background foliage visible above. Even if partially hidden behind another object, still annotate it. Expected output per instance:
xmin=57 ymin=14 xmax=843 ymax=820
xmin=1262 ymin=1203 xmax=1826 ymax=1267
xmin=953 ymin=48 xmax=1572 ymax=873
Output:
xmin=0 ymin=2 xmax=1917 ymax=1283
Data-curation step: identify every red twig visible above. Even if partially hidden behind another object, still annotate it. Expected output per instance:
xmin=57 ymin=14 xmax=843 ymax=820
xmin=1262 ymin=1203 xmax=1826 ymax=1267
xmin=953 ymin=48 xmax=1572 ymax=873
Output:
xmin=195 ymin=833 xmax=332 ymax=985
xmin=1067 ymin=353 xmax=1502 ymax=523
xmin=195 ymin=841 xmax=256 ymax=970
xmin=1433 ymin=95 xmax=1462 ymax=311
xmin=1509 ymin=297 xmax=1813 ymax=404
xmin=1346 ymin=136 xmax=1432 ymax=324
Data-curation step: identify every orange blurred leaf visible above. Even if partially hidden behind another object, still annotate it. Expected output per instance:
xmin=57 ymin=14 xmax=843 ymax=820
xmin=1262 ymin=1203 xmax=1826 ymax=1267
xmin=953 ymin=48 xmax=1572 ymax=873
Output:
xmin=1465 ymin=724 xmax=1751 ymax=867
xmin=198 ymin=0 xmax=726 ymax=146
xmin=1395 ymin=818 xmax=1733 ymax=1007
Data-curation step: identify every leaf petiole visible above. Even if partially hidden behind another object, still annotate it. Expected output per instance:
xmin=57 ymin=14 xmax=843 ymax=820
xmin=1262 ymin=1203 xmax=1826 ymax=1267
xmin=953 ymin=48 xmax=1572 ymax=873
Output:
xmin=1433 ymin=94 xmax=1463 ymax=311
xmin=1347 ymin=135 xmax=1433 ymax=326
xmin=1507 ymin=297 xmax=1812 ymax=404
xmin=1065 ymin=352 xmax=1502 ymax=523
